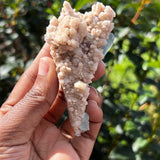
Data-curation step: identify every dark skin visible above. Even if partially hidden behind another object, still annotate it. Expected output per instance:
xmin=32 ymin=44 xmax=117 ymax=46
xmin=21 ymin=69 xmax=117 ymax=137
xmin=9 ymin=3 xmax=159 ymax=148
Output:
xmin=0 ymin=43 xmax=105 ymax=160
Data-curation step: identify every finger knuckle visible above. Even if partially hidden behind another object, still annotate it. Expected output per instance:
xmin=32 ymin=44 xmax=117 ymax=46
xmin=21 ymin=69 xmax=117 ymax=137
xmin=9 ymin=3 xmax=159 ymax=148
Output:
xmin=26 ymin=88 xmax=50 ymax=105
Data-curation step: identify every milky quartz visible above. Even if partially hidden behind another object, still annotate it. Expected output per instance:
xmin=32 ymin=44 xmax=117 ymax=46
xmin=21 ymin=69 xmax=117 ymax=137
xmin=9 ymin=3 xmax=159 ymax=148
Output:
xmin=45 ymin=1 xmax=115 ymax=136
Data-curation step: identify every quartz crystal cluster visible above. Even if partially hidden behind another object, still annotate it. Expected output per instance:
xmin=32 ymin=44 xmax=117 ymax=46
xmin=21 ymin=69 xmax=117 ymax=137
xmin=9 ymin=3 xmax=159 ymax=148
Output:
xmin=45 ymin=1 xmax=115 ymax=136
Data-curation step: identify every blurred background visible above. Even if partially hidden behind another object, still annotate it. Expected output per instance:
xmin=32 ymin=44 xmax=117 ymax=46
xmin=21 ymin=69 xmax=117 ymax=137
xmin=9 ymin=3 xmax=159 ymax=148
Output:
xmin=0 ymin=0 xmax=160 ymax=159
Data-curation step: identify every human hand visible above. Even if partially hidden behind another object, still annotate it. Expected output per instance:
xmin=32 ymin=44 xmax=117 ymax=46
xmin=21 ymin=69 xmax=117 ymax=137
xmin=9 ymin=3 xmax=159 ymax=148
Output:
xmin=0 ymin=43 xmax=105 ymax=160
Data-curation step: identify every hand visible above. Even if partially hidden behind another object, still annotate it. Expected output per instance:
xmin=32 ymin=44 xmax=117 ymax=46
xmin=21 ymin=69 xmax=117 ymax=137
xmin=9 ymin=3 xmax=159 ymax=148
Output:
xmin=0 ymin=43 xmax=105 ymax=160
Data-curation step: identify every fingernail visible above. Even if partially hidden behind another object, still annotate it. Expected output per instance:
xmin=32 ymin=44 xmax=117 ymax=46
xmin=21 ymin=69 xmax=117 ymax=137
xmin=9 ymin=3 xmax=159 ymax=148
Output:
xmin=38 ymin=58 xmax=49 ymax=76
xmin=90 ymin=86 xmax=98 ymax=96
xmin=88 ymin=100 xmax=98 ymax=108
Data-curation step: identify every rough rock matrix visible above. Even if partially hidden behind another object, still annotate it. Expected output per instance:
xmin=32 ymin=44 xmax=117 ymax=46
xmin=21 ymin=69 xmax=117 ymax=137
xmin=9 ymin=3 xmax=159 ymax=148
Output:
xmin=45 ymin=1 xmax=115 ymax=136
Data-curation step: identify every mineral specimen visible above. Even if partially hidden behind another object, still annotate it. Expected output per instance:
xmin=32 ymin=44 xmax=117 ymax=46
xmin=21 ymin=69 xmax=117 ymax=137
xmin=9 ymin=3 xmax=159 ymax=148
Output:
xmin=45 ymin=1 xmax=115 ymax=136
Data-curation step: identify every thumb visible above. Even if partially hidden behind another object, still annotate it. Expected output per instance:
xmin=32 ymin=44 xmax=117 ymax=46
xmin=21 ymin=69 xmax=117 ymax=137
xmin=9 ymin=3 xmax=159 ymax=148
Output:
xmin=0 ymin=57 xmax=58 ymax=142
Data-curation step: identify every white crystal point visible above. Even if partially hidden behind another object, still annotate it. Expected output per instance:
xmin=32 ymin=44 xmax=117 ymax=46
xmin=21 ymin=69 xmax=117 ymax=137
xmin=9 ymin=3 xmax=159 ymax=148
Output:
xmin=79 ymin=113 xmax=89 ymax=132
xmin=103 ymin=33 xmax=115 ymax=56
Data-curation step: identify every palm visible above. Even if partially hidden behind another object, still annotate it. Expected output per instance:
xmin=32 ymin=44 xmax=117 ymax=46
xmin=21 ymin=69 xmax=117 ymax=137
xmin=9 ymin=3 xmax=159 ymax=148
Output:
xmin=6 ymin=119 xmax=79 ymax=160
xmin=0 ymin=83 xmax=102 ymax=160
xmin=30 ymin=119 xmax=79 ymax=160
